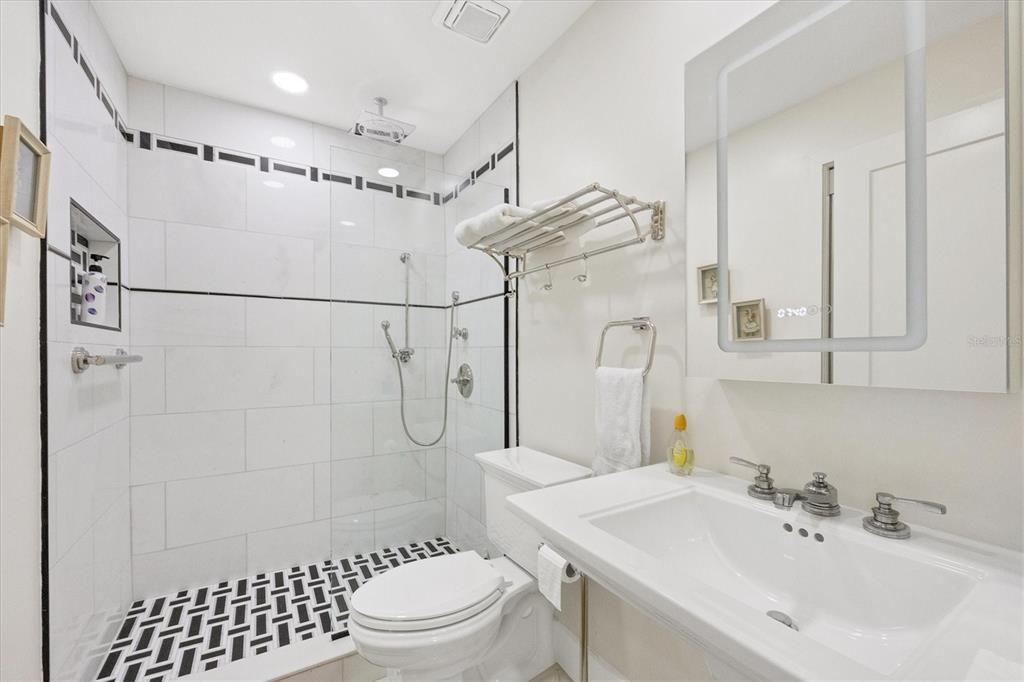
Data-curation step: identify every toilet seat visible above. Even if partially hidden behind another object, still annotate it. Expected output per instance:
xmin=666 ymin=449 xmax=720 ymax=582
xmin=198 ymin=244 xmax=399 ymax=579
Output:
xmin=350 ymin=552 xmax=507 ymax=633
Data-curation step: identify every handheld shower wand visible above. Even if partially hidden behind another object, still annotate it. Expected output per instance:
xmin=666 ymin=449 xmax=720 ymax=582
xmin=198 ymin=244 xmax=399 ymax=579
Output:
xmin=381 ymin=320 xmax=400 ymax=359
xmin=380 ymin=290 xmax=460 ymax=447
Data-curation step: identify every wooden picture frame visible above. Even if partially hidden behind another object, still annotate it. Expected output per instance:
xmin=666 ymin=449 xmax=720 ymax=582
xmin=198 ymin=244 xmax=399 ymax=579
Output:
xmin=697 ymin=263 xmax=722 ymax=304
xmin=732 ymin=298 xmax=767 ymax=341
xmin=0 ymin=114 xmax=51 ymax=239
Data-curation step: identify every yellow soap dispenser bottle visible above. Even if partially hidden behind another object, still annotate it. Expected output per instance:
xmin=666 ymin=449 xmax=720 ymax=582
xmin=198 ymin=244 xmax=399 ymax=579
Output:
xmin=668 ymin=414 xmax=694 ymax=476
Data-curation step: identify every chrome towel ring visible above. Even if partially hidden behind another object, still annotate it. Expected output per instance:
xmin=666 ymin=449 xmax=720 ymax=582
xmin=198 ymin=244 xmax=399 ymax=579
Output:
xmin=595 ymin=316 xmax=656 ymax=377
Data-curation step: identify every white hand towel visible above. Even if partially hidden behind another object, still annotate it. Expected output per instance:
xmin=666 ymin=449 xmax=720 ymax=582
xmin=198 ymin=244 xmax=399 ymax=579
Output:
xmin=592 ymin=367 xmax=650 ymax=476
xmin=454 ymin=204 xmax=533 ymax=247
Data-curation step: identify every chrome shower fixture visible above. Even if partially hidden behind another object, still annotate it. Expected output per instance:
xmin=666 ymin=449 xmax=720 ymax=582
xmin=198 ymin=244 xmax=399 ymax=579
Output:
xmin=351 ymin=97 xmax=416 ymax=145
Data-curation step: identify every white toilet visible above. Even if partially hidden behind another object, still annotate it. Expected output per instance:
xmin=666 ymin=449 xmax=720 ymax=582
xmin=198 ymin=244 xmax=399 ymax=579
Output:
xmin=348 ymin=447 xmax=592 ymax=681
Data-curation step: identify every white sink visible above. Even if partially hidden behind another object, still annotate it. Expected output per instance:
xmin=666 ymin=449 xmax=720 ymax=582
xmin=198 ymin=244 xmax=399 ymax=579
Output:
xmin=507 ymin=466 xmax=1024 ymax=680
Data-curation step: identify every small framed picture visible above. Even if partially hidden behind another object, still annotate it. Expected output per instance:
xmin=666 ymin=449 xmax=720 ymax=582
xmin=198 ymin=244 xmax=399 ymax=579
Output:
xmin=732 ymin=298 xmax=766 ymax=341
xmin=697 ymin=263 xmax=721 ymax=304
xmin=0 ymin=115 xmax=51 ymax=239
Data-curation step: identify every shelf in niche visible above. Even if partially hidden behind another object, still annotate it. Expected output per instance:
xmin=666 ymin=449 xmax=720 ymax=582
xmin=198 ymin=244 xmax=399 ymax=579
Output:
xmin=69 ymin=199 xmax=122 ymax=332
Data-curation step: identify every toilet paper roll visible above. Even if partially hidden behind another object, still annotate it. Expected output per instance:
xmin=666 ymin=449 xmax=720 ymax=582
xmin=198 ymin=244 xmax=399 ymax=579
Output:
xmin=537 ymin=544 xmax=579 ymax=611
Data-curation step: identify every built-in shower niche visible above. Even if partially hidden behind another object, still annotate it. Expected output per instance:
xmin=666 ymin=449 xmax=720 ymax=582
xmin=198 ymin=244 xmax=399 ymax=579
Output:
xmin=69 ymin=199 xmax=122 ymax=331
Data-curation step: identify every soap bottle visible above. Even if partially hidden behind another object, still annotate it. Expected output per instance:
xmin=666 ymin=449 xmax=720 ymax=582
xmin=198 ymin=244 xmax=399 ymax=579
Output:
xmin=667 ymin=414 xmax=694 ymax=476
xmin=82 ymin=254 xmax=109 ymax=325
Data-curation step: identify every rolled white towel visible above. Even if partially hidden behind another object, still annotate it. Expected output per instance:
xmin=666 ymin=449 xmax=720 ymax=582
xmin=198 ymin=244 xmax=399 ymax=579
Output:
xmin=455 ymin=204 xmax=533 ymax=247
xmin=530 ymin=198 xmax=597 ymax=236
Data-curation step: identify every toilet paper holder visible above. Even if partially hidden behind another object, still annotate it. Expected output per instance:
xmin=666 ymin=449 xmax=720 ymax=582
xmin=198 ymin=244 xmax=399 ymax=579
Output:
xmin=539 ymin=543 xmax=588 ymax=682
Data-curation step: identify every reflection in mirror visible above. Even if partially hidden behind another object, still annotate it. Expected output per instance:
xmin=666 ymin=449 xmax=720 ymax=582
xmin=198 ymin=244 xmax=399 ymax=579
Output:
xmin=684 ymin=0 xmax=1018 ymax=392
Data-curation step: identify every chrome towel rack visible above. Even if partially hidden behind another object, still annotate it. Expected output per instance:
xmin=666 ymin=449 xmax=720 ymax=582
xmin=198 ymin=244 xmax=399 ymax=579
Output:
xmin=468 ymin=183 xmax=665 ymax=282
xmin=595 ymin=316 xmax=656 ymax=377
xmin=71 ymin=347 xmax=143 ymax=374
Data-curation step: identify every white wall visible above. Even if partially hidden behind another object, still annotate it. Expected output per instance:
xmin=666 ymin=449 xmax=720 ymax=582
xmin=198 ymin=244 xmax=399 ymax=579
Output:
xmin=0 ymin=2 xmax=43 ymax=680
xmin=442 ymin=84 xmax=517 ymax=555
xmin=516 ymin=0 xmax=1022 ymax=679
xmin=42 ymin=1 xmax=134 ymax=678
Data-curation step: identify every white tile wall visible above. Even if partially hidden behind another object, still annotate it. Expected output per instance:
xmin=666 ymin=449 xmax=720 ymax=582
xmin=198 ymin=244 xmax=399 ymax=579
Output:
xmin=375 ymin=499 xmax=445 ymax=549
xmin=331 ymin=452 xmax=427 ymax=517
xmin=441 ymin=84 xmax=517 ymax=551
xmin=330 ymin=512 xmax=375 ymax=558
xmin=129 ymin=146 xmax=247 ymax=229
xmin=165 ymin=465 xmax=316 ymax=547
xmin=111 ymin=77 xmax=515 ymax=603
xmin=246 ymin=405 xmax=331 ymax=470
xmin=247 ymin=299 xmax=330 ymax=347
xmin=130 ymin=483 xmax=165 ymax=554
xmin=45 ymin=4 xmax=134 ymax=676
xmin=131 ymin=292 xmax=245 ymax=346
xmin=164 ymin=346 xmax=315 ymax=412
xmin=132 ymin=536 xmax=247 ymax=597
xmin=131 ymin=411 xmax=245 ymax=484
xmin=165 ymin=222 xmax=317 ymax=297
xmin=247 ymin=520 xmax=331 ymax=575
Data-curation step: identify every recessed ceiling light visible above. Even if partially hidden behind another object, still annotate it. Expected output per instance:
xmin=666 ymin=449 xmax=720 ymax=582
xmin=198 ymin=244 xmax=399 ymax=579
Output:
xmin=263 ymin=180 xmax=284 ymax=189
xmin=377 ymin=167 xmax=400 ymax=178
xmin=271 ymin=71 xmax=308 ymax=94
xmin=271 ymin=136 xmax=296 ymax=149
xmin=340 ymin=220 xmax=357 ymax=227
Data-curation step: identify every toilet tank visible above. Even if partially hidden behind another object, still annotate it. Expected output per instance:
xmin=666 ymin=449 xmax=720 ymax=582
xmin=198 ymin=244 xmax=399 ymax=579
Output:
xmin=475 ymin=447 xmax=591 ymax=576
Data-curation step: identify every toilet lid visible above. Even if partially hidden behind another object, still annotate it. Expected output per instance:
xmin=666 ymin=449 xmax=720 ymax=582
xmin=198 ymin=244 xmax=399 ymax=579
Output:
xmin=350 ymin=552 xmax=505 ymax=628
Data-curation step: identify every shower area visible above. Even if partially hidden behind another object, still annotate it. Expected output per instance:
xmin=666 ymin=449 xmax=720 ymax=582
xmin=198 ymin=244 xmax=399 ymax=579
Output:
xmin=41 ymin=3 xmax=517 ymax=677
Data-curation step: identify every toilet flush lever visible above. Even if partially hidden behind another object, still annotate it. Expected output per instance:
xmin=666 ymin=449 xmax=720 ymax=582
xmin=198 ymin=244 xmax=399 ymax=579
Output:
xmin=729 ymin=457 xmax=777 ymax=501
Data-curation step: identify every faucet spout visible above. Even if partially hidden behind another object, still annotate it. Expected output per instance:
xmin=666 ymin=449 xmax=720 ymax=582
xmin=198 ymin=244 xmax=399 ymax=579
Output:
xmin=772 ymin=472 xmax=841 ymax=517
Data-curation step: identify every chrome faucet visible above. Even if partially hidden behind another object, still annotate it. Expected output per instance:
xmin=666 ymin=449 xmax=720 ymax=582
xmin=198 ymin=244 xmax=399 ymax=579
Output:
xmin=772 ymin=472 xmax=841 ymax=517
xmin=862 ymin=492 xmax=946 ymax=539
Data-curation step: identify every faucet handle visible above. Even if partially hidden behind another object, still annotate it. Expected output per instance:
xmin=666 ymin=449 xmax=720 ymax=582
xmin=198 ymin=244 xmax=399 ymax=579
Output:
xmin=863 ymin=492 xmax=947 ymax=540
xmin=876 ymin=492 xmax=947 ymax=515
xmin=729 ymin=457 xmax=776 ymax=501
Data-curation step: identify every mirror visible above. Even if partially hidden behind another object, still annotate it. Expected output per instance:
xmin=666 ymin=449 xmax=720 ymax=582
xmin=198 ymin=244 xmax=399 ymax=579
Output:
xmin=685 ymin=0 xmax=1020 ymax=392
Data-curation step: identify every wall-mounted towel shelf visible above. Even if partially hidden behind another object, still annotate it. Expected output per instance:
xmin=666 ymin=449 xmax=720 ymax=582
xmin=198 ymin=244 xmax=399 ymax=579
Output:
xmin=469 ymin=183 xmax=665 ymax=282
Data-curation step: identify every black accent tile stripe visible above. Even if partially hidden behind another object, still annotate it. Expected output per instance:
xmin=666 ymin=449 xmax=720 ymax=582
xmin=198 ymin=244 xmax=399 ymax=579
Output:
xmin=272 ymin=162 xmax=306 ymax=176
xmin=49 ymin=4 xmax=72 ymax=47
xmin=259 ymin=157 xmax=269 ymax=172
xmin=497 ymin=141 xmax=514 ymax=162
xmin=100 ymin=92 xmax=114 ymax=118
xmin=156 ymin=139 xmax=199 ymax=155
xmin=78 ymin=55 xmax=95 ymax=86
xmin=203 ymin=145 xmax=214 ymax=162
xmin=139 ymin=132 xmax=152 ymax=150
xmin=365 ymin=181 xmax=392 ymax=194
xmin=406 ymin=189 xmax=430 ymax=202
xmin=218 ymin=151 xmax=256 ymax=167
xmin=354 ymin=176 xmax=364 ymax=190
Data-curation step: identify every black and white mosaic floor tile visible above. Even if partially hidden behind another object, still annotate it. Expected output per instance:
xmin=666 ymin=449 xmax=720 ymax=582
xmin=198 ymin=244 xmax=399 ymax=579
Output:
xmin=96 ymin=538 xmax=459 ymax=682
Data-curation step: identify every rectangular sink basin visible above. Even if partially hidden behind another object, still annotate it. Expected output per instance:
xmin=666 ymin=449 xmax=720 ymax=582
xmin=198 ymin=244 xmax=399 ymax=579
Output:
xmin=586 ymin=489 xmax=978 ymax=676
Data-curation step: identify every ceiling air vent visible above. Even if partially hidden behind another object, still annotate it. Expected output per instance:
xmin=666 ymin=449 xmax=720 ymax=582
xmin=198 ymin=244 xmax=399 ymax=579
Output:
xmin=434 ymin=0 xmax=510 ymax=44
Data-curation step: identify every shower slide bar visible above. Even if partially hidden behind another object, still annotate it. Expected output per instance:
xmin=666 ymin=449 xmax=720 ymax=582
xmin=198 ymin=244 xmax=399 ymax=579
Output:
xmin=70 ymin=346 xmax=143 ymax=374
xmin=467 ymin=182 xmax=665 ymax=282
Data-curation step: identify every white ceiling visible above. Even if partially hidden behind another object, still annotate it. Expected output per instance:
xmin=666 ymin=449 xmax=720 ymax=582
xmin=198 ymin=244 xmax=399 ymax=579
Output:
xmin=92 ymin=0 xmax=593 ymax=154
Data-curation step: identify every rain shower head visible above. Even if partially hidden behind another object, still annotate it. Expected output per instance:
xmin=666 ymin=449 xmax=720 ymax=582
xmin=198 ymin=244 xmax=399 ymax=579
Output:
xmin=352 ymin=97 xmax=416 ymax=145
